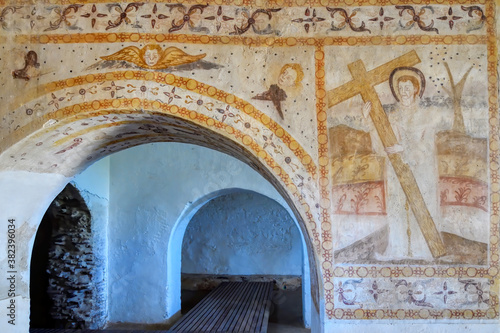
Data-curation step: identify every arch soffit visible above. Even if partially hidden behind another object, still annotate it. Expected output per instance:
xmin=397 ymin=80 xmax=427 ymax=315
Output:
xmin=1 ymin=71 xmax=317 ymax=177
xmin=1 ymin=78 xmax=323 ymax=268
xmin=1 ymin=70 xmax=322 ymax=249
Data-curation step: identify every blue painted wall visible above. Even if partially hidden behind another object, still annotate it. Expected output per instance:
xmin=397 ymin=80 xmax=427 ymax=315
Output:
xmin=182 ymin=191 xmax=302 ymax=276
xmin=106 ymin=142 xmax=296 ymax=323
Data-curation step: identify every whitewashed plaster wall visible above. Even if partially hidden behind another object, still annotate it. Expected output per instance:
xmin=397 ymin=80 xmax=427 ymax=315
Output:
xmin=324 ymin=321 xmax=499 ymax=333
xmin=0 ymin=171 xmax=70 ymax=333
xmin=107 ymin=142 xmax=307 ymax=324
xmin=72 ymin=157 xmax=110 ymax=201
xmin=182 ymin=191 xmax=303 ymax=276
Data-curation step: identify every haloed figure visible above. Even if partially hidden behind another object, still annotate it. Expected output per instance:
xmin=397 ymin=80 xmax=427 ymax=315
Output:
xmin=252 ymin=63 xmax=304 ymax=119
xmin=397 ymin=75 xmax=420 ymax=107
xmin=363 ymin=67 xmax=443 ymax=259
xmin=363 ymin=70 xmax=424 ymax=155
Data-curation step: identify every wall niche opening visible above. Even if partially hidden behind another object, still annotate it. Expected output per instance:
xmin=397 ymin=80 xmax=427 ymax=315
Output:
xmin=180 ymin=191 xmax=307 ymax=330
xmin=30 ymin=183 xmax=106 ymax=329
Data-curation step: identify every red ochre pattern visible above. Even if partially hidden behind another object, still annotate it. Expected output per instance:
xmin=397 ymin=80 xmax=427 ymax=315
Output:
xmin=15 ymin=33 xmax=487 ymax=47
xmin=0 ymin=0 xmax=488 ymax=8
xmin=332 ymin=265 xmax=499 ymax=280
xmin=314 ymin=44 xmax=336 ymax=313
xmin=485 ymin=0 xmax=500 ymax=321
xmin=331 ymin=308 xmax=498 ymax=320
xmin=4 ymin=70 xmax=317 ymax=178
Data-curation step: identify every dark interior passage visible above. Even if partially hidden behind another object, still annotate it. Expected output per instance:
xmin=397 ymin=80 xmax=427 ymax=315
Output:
xmin=30 ymin=184 xmax=106 ymax=329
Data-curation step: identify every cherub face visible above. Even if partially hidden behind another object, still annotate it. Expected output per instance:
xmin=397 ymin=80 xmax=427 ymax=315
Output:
xmin=278 ymin=67 xmax=298 ymax=88
xmin=144 ymin=49 xmax=159 ymax=67
xmin=398 ymin=80 xmax=416 ymax=107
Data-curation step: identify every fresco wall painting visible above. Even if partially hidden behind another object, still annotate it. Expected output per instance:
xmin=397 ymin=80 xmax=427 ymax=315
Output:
xmin=0 ymin=0 xmax=498 ymax=328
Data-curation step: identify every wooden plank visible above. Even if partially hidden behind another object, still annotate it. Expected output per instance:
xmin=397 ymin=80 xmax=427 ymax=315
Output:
xmin=254 ymin=284 xmax=274 ymax=332
xmin=186 ymin=281 xmax=251 ymax=332
xmin=251 ymin=282 xmax=271 ymax=333
xmin=224 ymin=282 xmax=258 ymax=331
xmin=171 ymin=281 xmax=274 ymax=333
xmin=248 ymin=283 xmax=266 ymax=332
xmin=217 ymin=282 xmax=257 ymax=332
xmin=230 ymin=282 xmax=262 ymax=332
xmin=209 ymin=282 xmax=253 ymax=331
xmin=252 ymin=282 xmax=273 ymax=333
xmin=170 ymin=281 xmax=233 ymax=331
xmin=238 ymin=282 xmax=267 ymax=332
xmin=251 ymin=282 xmax=271 ymax=332
xmin=197 ymin=282 xmax=246 ymax=332
xmin=169 ymin=285 xmax=222 ymax=331
xmin=178 ymin=281 xmax=238 ymax=332
xmin=192 ymin=282 xmax=244 ymax=331
xmin=234 ymin=282 xmax=263 ymax=331
xmin=180 ymin=282 xmax=233 ymax=332
xmin=236 ymin=282 xmax=265 ymax=332
xmin=259 ymin=283 xmax=274 ymax=333
xmin=204 ymin=282 xmax=251 ymax=331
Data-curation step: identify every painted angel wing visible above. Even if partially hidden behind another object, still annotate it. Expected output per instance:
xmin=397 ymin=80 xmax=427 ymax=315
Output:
xmin=100 ymin=46 xmax=145 ymax=67
xmin=154 ymin=47 xmax=206 ymax=69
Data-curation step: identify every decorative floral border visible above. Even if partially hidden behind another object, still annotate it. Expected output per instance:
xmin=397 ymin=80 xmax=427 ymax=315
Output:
xmin=0 ymin=0 xmax=489 ymax=9
xmin=0 ymin=71 xmax=318 ymax=179
xmin=0 ymin=3 xmax=487 ymax=37
xmin=333 ymin=278 xmax=491 ymax=311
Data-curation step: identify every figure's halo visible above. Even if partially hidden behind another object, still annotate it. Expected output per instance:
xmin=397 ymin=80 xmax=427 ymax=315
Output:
xmin=389 ymin=67 xmax=426 ymax=102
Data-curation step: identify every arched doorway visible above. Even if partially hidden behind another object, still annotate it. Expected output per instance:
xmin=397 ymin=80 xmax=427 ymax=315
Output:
xmin=0 ymin=95 xmax=322 ymax=332
xmin=170 ymin=189 xmax=311 ymax=329
xmin=25 ymin=140 xmax=315 ymax=330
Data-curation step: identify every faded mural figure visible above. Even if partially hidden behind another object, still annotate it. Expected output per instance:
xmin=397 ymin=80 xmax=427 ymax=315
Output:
xmin=364 ymin=67 xmax=439 ymax=259
xmin=12 ymin=50 xmax=40 ymax=81
xmin=327 ymin=51 xmax=450 ymax=262
xmin=143 ymin=45 xmax=161 ymax=67
xmin=252 ymin=63 xmax=304 ymax=119
xmin=99 ymin=44 xmax=207 ymax=70
xmin=332 ymin=56 xmax=488 ymax=265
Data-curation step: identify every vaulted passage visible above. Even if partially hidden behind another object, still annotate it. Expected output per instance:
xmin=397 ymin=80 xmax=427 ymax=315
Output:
xmin=180 ymin=191 xmax=308 ymax=329
xmin=28 ymin=142 xmax=313 ymax=332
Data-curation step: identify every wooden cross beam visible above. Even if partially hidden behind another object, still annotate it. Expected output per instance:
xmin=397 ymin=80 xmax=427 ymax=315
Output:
xmin=328 ymin=50 xmax=446 ymax=258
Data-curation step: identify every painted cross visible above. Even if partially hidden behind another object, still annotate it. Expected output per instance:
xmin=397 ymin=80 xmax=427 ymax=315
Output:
xmin=327 ymin=50 xmax=446 ymax=258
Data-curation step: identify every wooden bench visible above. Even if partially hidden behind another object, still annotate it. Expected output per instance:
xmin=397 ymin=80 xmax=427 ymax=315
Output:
xmin=170 ymin=281 xmax=274 ymax=333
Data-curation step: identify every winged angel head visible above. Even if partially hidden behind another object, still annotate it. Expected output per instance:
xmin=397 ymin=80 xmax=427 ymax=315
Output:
xmin=100 ymin=44 xmax=206 ymax=70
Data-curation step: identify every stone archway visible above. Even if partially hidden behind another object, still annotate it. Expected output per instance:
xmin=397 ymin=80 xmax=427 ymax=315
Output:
xmin=0 ymin=98 xmax=323 ymax=332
